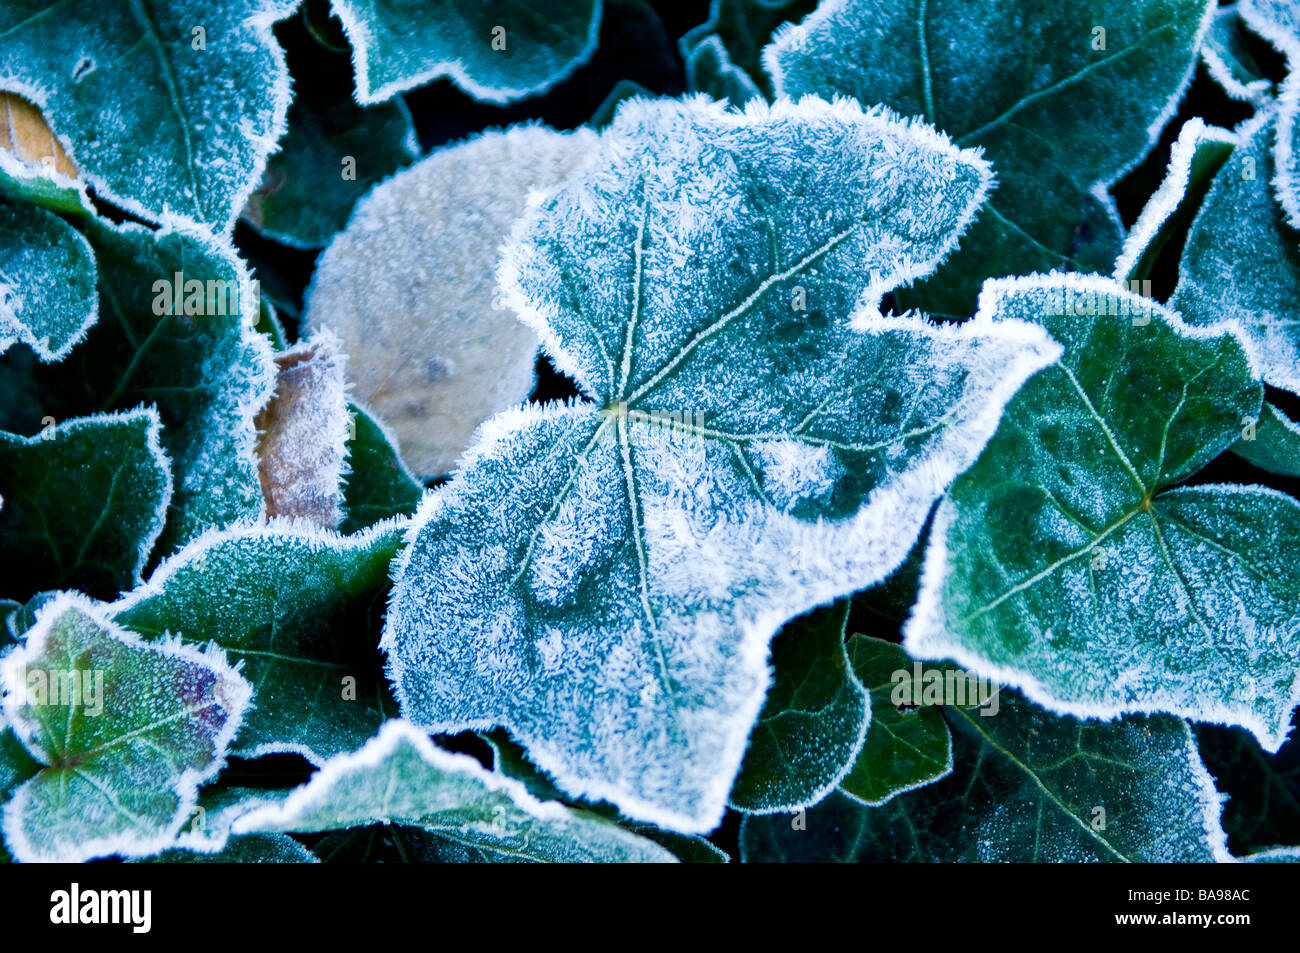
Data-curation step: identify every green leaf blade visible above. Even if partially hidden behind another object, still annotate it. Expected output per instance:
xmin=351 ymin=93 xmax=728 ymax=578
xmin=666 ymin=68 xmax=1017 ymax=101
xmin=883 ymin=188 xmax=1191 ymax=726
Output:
xmin=0 ymin=594 xmax=251 ymax=863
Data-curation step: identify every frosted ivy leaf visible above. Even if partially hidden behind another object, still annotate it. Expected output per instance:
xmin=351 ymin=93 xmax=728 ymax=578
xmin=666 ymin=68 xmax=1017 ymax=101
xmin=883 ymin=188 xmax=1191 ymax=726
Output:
xmin=1198 ymin=718 xmax=1300 ymax=855
xmin=1112 ymin=118 xmax=1235 ymax=286
xmin=0 ymin=0 xmax=296 ymax=232
xmin=254 ymin=333 xmax=350 ymax=530
xmin=1171 ymin=111 xmax=1300 ymax=396
xmin=111 ymin=517 xmax=406 ymax=764
xmin=1233 ymin=402 xmax=1300 ymax=478
xmin=340 ymin=402 xmax=423 ymax=534
xmin=0 ymin=409 xmax=171 ymax=602
xmin=242 ymin=67 xmax=418 ymax=248
xmin=838 ymin=636 xmax=953 ymax=806
xmin=685 ymin=36 xmax=764 ymax=106
xmin=0 ymin=594 xmax=251 ymax=863
xmin=384 ymin=95 xmax=1060 ymax=832
xmin=907 ymin=273 xmax=1300 ymax=752
xmin=331 ymin=0 xmax=603 ymax=105
xmin=764 ymin=0 xmax=1214 ymax=317
xmin=223 ymin=720 xmax=676 ymax=863
xmin=680 ymin=0 xmax=818 ymax=101
xmin=740 ymin=690 xmax=1231 ymax=862
xmin=0 ymin=205 xmax=96 ymax=361
xmin=2 ymin=218 xmax=276 ymax=553
xmin=303 ymin=124 xmax=597 ymax=478
xmin=729 ymin=601 xmax=869 ymax=814
xmin=1202 ymin=4 xmax=1274 ymax=103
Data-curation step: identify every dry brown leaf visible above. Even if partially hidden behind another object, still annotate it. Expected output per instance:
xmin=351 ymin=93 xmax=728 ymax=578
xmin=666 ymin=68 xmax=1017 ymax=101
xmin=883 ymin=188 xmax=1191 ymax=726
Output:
xmin=254 ymin=333 xmax=350 ymax=529
xmin=0 ymin=92 xmax=77 ymax=178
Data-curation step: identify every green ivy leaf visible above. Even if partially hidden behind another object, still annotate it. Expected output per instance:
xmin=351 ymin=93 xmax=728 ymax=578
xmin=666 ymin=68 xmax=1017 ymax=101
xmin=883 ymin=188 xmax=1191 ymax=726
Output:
xmin=0 ymin=143 xmax=94 ymax=217
xmin=729 ymin=601 xmax=869 ymax=814
xmin=838 ymin=636 xmax=952 ymax=806
xmin=340 ymin=402 xmax=424 ymax=535
xmin=1233 ymin=401 xmax=1300 ymax=477
xmin=0 ymin=594 xmax=251 ymax=863
xmin=4 ymin=219 xmax=276 ymax=553
xmin=223 ymin=720 xmax=678 ymax=862
xmin=1113 ymin=118 xmax=1234 ymax=286
xmin=331 ymin=0 xmax=603 ymax=104
xmin=905 ymin=274 xmax=1300 ymax=753
xmin=680 ymin=0 xmax=818 ymax=100
xmin=384 ymin=96 xmax=1060 ymax=832
xmin=1172 ymin=111 xmax=1300 ymax=396
xmin=0 ymin=204 xmax=96 ymax=361
xmin=111 ymin=518 xmax=406 ymax=764
xmin=242 ymin=79 xmax=418 ymax=247
xmin=0 ymin=409 xmax=171 ymax=602
xmin=684 ymin=35 xmax=764 ymax=105
xmin=764 ymin=0 xmax=1214 ymax=317
xmin=1202 ymin=4 xmax=1273 ymax=103
xmin=0 ymin=0 xmax=297 ymax=232
xmin=740 ymin=692 xmax=1230 ymax=861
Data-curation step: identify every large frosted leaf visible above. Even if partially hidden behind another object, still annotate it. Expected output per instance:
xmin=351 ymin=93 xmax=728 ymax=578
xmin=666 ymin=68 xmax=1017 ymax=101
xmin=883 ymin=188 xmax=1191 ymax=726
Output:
xmin=2 ymin=219 xmax=276 ymax=552
xmin=1172 ymin=111 xmax=1300 ymax=396
xmin=740 ymin=691 xmax=1230 ymax=861
xmin=384 ymin=95 xmax=1060 ymax=832
xmin=223 ymin=720 xmax=676 ymax=862
xmin=0 ymin=409 xmax=171 ymax=602
xmin=1233 ymin=401 xmax=1300 ymax=477
xmin=0 ymin=594 xmax=251 ymax=863
xmin=729 ymin=601 xmax=869 ymax=813
xmin=907 ymin=273 xmax=1300 ymax=753
xmin=0 ymin=204 xmax=96 ymax=361
xmin=838 ymin=636 xmax=952 ymax=806
xmin=0 ymin=0 xmax=296 ymax=232
xmin=332 ymin=0 xmax=603 ymax=105
xmin=111 ymin=518 xmax=405 ymax=764
xmin=764 ymin=0 xmax=1214 ymax=317
xmin=303 ymin=124 xmax=597 ymax=478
